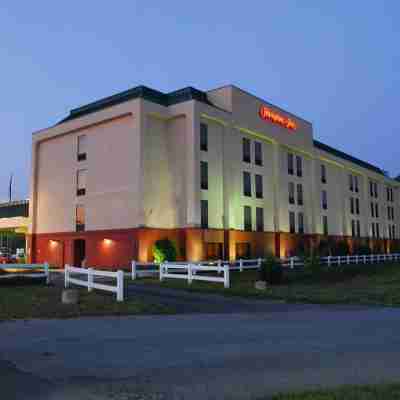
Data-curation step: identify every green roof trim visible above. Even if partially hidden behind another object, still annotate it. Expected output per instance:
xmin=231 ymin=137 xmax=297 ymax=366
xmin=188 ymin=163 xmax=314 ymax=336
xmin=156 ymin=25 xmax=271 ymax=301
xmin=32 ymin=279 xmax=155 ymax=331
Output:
xmin=0 ymin=200 xmax=29 ymax=219
xmin=314 ymin=140 xmax=384 ymax=176
xmin=59 ymin=85 xmax=214 ymax=124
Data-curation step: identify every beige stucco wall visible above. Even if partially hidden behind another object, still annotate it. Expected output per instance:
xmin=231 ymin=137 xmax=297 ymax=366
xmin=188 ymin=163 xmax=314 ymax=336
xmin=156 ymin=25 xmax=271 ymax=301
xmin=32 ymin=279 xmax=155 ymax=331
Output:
xmin=31 ymin=100 xmax=142 ymax=234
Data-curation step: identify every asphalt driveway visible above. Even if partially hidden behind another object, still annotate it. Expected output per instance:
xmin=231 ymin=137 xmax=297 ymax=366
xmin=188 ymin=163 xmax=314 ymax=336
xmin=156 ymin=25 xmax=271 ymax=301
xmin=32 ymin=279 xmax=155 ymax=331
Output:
xmin=1 ymin=296 xmax=400 ymax=400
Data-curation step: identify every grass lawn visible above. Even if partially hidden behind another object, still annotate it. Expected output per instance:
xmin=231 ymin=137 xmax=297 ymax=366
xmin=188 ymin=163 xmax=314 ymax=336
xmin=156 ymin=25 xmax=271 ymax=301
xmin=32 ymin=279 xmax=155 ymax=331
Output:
xmin=0 ymin=279 xmax=174 ymax=320
xmin=268 ymin=382 xmax=400 ymax=399
xmin=141 ymin=262 xmax=400 ymax=306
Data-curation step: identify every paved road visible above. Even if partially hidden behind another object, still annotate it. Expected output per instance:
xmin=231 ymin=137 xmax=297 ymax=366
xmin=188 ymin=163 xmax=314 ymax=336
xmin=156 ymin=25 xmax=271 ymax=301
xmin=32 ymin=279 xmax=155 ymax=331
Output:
xmin=2 ymin=299 xmax=400 ymax=400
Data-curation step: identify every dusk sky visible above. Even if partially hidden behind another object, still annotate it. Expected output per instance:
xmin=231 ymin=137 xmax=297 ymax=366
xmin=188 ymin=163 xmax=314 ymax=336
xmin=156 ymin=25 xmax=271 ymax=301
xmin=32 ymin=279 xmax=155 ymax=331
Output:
xmin=1 ymin=2 xmax=399 ymax=201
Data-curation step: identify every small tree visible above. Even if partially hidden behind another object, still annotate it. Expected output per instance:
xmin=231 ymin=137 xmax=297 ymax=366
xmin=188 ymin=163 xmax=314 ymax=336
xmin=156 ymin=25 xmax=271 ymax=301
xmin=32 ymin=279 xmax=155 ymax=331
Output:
xmin=153 ymin=239 xmax=177 ymax=263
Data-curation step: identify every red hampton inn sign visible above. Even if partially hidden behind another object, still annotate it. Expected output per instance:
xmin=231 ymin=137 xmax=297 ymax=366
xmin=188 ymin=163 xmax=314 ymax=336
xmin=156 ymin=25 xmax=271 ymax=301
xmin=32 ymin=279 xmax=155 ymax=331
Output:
xmin=259 ymin=105 xmax=297 ymax=131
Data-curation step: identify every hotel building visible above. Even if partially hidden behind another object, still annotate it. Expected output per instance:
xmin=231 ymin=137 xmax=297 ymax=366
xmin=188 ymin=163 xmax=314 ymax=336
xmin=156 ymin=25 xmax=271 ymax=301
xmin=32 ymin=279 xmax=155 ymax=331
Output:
xmin=28 ymin=85 xmax=400 ymax=268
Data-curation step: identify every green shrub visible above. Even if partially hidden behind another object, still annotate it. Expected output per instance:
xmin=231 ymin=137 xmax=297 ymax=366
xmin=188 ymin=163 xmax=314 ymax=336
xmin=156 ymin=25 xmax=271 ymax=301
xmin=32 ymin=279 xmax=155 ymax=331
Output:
xmin=259 ymin=254 xmax=283 ymax=285
xmin=334 ymin=240 xmax=349 ymax=256
xmin=304 ymin=255 xmax=322 ymax=276
xmin=152 ymin=239 xmax=177 ymax=263
xmin=357 ymin=244 xmax=371 ymax=255
xmin=317 ymin=240 xmax=331 ymax=257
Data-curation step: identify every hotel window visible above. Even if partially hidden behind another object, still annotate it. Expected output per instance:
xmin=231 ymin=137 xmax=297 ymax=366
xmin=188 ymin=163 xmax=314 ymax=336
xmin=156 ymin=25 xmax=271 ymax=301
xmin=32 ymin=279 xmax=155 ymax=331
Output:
xmin=321 ymin=164 xmax=326 ymax=184
xmin=289 ymin=182 xmax=295 ymax=204
xmin=354 ymin=176 xmax=359 ymax=193
xmin=374 ymin=182 xmax=378 ymax=198
xmin=255 ymin=174 xmax=263 ymax=199
xmin=369 ymin=181 xmax=373 ymax=197
xmin=355 ymin=198 xmax=360 ymax=215
xmin=357 ymin=220 xmax=361 ymax=238
xmin=375 ymin=203 xmax=379 ymax=218
xmin=200 ymin=123 xmax=208 ymax=152
xmin=254 ymin=142 xmax=263 ymax=166
xmin=201 ymin=200 xmax=208 ymax=228
xmin=371 ymin=202 xmax=375 ymax=218
xmin=296 ymin=155 xmax=302 ymax=177
xmin=323 ymin=215 xmax=328 ymax=236
xmin=256 ymin=207 xmax=264 ymax=232
xmin=376 ymin=223 xmax=380 ymax=238
xmin=350 ymin=198 xmax=354 ymax=214
xmin=393 ymin=225 xmax=396 ymax=239
xmin=288 ymin=153 xmax=294 ymax=175
xmin=351 ymin=220 xmax=356 ymax=237
xmin=244 ymin=206 xmax=252 ymax=231
xmin=76 ymin=205 xmax=85 ymax=232
xmin=77 ymin=135 xmax=87 ymax=161
xmin=243 ymin=172 xmax=251 ymax=197
xmin=200 ymin=161 xmax=208 ymax=190
xmin=243 ymin=138 xmax=251 ymax=163
xmin=388 ymin=206 xmax=391 ymax=220
xmin=372 ymin=223 xmax=375 ymax=238
xmin=349 ymin=175 xmax=354 ymax=192
xmin=322 ymin=190 xmax=327 ymax=210
xmin=289 ymin=211 xmax=296 ymax=234
xmin=76 ymin=169 xmax=87 ymax=196
xmin=297 ymin=184 xmax=303 ymax=206
xmin=298 ymin=212 xmax=304 ymax=234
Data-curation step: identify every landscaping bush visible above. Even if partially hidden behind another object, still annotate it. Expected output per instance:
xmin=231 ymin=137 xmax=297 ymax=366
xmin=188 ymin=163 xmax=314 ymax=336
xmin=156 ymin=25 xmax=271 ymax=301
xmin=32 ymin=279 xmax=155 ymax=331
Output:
xmin=259 ymin=254 xmax=283 ymax=285
xmin=334 ymin=240 xmax=349 ymax=256
xmin=356 ymin=244 xmax=371 ymax=255
xmin=317 ymin=239 xmax=331 ymax=257
xmin=152 ymin=239 xmax=177 ymax=263
xmin=304 ymin=254 xmax=322 ymax=276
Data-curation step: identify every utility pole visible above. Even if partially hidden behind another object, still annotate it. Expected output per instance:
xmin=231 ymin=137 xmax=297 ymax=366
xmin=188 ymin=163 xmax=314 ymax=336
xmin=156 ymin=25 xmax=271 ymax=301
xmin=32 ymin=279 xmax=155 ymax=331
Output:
xmin=9 ymin=173 xmax=13 ymax=202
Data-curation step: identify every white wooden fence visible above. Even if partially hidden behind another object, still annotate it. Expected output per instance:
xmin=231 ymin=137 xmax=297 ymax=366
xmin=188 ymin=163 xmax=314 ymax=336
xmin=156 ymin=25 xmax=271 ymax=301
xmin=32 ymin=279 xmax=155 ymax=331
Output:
xmin=129 ymin=252 xmax=400 ymax=287
xmin=0 ymin=263 xmax=50 ymax=283
xmin=282 ymin=253 xmax=400 ymax=269
xmin=65 ymin=265 xmax=124 ymax=302
xmin=159 ymin=262 xmax=230 ymax=288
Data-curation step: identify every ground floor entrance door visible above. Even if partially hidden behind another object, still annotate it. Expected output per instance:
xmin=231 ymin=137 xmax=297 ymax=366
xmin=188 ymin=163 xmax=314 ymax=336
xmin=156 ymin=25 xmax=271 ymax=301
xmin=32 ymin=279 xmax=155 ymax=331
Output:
xmin=73 ymin=239 xmax=86 ymax=267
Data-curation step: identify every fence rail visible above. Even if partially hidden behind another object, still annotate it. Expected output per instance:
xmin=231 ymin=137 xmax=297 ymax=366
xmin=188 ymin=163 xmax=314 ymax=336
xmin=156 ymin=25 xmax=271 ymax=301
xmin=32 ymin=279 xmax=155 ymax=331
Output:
xmin=65 ymin=265 xmax=124 ymax=302
xmin=130 ymin=253 xmax=400 ymax=285
xmin=160 ymin=262 xmax=230 ymax=288
xmin=0 ymin=263 xmax=50 ymax=283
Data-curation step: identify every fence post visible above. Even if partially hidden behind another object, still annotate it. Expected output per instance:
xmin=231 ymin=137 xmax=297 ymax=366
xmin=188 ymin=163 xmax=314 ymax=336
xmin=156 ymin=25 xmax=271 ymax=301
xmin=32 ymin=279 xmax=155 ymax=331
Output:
xmin=363 ymin=255 xmax=366 ymax=264
xmin=327 ymin=256 xmax=331 ymax=267
xmin=188 ymin=264 xmax=193 ymax=284
xmin=346 ymin=255 xmax=350 ymax=265
xmin=116 ymin=270 xmax=124 ymax=302
xmin=290 ymin=257 xmax=294 ymax=269
xmin=87 ymin=268 xmax=94 ymax=292
xmin=44 ymin=262 xmax=50 ymax=284
xmin=355 ymin=255 xmax=359 ymax=264
xmin=160 ymin=263 xmax=164 ymax=281
xmin=218 ymin=259 xmax=222 ymax=274
xmin=131 ymin=261 xmax=137 ymax=280
xmin=258 ymin=258 xmax=262 ymax=269
xmin=338 ymin=257 xmax=341 ymax=266
xmin=64 ymin=264 xmax=69 ymax=288
xmin=239 ymin=259 xmax=243 ymax=272
xmin=224 ymin=263 xmax=230 ymax=289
